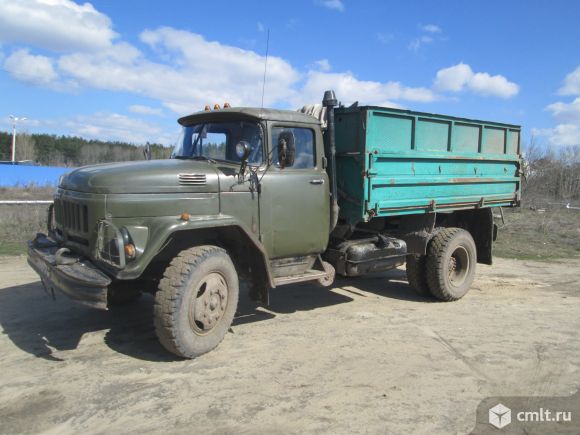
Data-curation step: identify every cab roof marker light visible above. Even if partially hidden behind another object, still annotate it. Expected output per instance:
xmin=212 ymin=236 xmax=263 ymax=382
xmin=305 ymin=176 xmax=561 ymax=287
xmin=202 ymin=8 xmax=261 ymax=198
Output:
xmin=224 ymin=102 xmax=231 ymax=108
xmin=204 ymin=105 xmax=211 ymax=111
xmin=214 ymin=104 xmax=221 ymax=110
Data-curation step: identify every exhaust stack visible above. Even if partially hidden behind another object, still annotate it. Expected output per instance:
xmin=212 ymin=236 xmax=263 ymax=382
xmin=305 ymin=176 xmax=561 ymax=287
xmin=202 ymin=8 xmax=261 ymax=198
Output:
xmin=323 ymin=90 xmax=339 ymax=231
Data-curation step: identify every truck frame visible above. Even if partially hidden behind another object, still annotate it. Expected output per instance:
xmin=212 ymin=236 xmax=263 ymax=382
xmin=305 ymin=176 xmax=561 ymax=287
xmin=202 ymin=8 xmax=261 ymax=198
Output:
xmin=28 ymin=90 xmax=522 ymax=358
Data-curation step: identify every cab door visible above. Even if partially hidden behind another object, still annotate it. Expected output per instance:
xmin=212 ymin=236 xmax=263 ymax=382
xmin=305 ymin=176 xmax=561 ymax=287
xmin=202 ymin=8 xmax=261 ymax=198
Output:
xmin=258 ymin=123 xmax=329 ymax=259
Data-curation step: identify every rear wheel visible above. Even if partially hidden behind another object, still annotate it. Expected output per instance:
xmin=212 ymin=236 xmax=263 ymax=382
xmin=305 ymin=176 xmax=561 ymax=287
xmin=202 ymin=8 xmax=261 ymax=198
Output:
xmin=426 ymin=228 xmax=477 ymax=301
xmin=154 ymin=246 xmax=239 ymax=358
xmin=406 ymin=255 xmax=431 ymax=297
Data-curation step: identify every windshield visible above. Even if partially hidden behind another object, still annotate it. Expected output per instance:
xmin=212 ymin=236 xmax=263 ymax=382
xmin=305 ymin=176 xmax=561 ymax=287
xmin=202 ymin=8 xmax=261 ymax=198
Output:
xmin=172 ymin=121 xmax=263 ymax=164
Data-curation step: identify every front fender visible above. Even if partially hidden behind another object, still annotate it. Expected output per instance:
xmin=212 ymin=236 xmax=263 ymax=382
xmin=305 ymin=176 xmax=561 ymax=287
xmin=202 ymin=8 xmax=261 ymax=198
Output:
xmin=108 ymin=214 xmax=274 ymax=285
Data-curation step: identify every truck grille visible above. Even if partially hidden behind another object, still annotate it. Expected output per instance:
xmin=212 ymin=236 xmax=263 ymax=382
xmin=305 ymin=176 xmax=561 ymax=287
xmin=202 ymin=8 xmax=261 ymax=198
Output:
xmin=54 ymin=198 xmax=89 ymax=233
xmin=178 ymin=173 xmax=207 ymax=186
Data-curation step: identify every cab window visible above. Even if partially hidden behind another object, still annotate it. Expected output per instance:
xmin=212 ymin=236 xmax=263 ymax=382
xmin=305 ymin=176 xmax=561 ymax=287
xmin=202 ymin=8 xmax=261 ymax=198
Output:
xmin=271 ymin=127 xmax=315 ymax=169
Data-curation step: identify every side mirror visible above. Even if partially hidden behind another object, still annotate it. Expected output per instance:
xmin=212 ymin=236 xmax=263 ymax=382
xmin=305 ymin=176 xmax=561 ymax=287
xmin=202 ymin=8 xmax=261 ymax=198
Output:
xmin=277 ymin=131 xmax=295 ymax=169
xmin=236 ymin=141 xmax=251 ymax=184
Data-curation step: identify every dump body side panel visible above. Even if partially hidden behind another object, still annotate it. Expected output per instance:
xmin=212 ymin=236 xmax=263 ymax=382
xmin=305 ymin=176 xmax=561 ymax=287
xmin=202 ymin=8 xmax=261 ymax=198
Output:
xmin=334 ymin=106 xmax=521 ymax=224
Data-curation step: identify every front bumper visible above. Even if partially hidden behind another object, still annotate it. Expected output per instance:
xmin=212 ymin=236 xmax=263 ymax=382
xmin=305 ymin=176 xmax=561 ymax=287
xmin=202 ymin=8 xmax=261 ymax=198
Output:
xmin=27 ymin=234 xmax=111 ymax=309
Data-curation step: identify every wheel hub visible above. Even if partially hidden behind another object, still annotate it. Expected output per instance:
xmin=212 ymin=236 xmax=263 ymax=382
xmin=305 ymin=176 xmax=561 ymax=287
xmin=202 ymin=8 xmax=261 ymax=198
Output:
xmin=448 ymin=246 xmax=469 ymax=286
xmin=190 ymin=272 xmax=228 ymax=334
xmin=449 ymin=256 xmax=457 ymax=273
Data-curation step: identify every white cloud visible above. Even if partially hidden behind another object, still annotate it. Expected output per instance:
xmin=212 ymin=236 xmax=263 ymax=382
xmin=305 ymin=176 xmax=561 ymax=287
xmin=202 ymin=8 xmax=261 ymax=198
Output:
xmin=65 ymin=112 xmax=172 ymax=144
xmin=321 ymin=0 xmax=345 ymax=12
xmin=434 ymin=63 xmax=472 ymax=91
xmin=298 ymin=70 xmax=436 ymax=107
xmin=409 ymin=24 xmax=442 ymax=51
xmin=533 ymin=66 xmax=580 ymax=146
xmin=50 ymin=27 xmax=299 ymax=114
xmin=469 ymin=72 xmax=519 ymax=98
xmin=534 ymin=97 xmax=580 ymax=146
xmin=128 ymin=105 xmax=164 ymax=117
xmin=434 ymin=63 xmax=519 ymax=98
xmin=0 ymin=0 xmax=116 ymax=52
xmin=408 ymin=35 xmax=433 ymax=51
xmin=3 ymin=49 xmax=58 ymax=86
xmin=546 ymin=98 xmax=580 ymax=124
xmin=558 ymin=66 xmax=580 ymax=96
xmin=421 ymin=24 xmax=441 ymax=33
xmin=312 ymin=58 xmax=332 ymax=72
xmin=532 ymin=125 xmax=580 ymax=146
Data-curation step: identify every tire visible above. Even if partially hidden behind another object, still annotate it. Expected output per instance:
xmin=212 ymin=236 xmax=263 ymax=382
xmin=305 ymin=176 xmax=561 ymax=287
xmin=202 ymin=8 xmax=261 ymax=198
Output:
xmin=154 ymin=246 xmax=239 ymax=358
xmin=426 ymin=228 xmax=477 ymax=301
xmin=406 ymin=255 xmax=431 ymax=297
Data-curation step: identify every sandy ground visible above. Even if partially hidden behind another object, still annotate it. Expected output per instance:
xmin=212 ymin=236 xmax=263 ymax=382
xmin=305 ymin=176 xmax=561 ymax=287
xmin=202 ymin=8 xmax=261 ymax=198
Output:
xmin=0 ymin=255 xmax=579 ymax=434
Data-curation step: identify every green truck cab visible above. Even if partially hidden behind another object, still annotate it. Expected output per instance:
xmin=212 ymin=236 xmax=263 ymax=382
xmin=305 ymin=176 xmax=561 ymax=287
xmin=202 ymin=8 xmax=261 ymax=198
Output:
xmin=28 ymin=91 xmax=522 ymax=358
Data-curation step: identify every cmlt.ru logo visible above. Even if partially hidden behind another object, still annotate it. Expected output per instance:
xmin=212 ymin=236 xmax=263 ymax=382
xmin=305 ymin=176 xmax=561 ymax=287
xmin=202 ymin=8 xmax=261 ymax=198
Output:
xmin=489 ymin=403 xmax=512 ymax=429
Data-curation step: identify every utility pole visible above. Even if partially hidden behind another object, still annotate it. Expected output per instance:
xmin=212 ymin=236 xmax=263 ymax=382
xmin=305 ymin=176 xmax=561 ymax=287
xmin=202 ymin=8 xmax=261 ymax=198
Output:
xmin=9 ymin=115 xmax=27 ymax=164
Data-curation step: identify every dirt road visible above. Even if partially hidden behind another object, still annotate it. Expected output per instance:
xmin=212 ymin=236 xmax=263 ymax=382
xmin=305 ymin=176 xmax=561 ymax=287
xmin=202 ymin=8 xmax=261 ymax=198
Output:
xmin=0 ymin=255 xmax=579 ymax=433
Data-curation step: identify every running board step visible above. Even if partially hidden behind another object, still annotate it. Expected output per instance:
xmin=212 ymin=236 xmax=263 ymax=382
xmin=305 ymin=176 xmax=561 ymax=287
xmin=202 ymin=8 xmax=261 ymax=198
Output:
xmin=273 ymin=269 xmax=327 ymax=286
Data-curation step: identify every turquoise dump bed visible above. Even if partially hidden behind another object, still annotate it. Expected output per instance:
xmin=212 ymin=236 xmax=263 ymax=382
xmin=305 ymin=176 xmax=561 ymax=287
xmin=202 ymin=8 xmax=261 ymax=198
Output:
xmin=334 ymin=106 xmax=522 ymax=225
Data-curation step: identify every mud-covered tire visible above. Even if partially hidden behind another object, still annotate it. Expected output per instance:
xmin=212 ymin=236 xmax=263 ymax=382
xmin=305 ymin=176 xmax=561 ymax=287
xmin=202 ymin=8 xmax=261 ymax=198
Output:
xmin=406 ymin=255 xmax=431 ymax=297
xmin=154 ymin=246 xmax=239 ymax=358
xmin=426 ymin=228 xmax=477 ymax=301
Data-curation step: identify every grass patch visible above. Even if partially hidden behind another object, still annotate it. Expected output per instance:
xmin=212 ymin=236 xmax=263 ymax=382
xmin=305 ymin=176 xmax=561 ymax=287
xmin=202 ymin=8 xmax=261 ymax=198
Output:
xmin=0 ymin=185 xmax=54 ymax=200
xmin=0 ymin=242 xmax=28 ymax=256
xmin=493 ymin=207 xmax=580 ymax=261
xmin=0 ymin=186 xmax=53 ymax=257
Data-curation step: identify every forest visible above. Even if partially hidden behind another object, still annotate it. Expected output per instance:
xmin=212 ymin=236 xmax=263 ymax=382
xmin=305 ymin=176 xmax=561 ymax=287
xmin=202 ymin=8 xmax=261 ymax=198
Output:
xmin=0 ymin=131 xmax=171 ymax=166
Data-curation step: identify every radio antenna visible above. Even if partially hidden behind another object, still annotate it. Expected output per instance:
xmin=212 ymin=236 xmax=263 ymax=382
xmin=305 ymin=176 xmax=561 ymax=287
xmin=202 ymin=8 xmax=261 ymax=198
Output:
xmin=260 ymin=29 xmax=270 ymax=110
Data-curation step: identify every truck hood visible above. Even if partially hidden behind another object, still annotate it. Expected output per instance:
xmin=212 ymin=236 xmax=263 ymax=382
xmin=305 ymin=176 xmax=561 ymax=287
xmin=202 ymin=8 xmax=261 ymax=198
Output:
xmin=60 ymin=159 xmax=220 ymax=194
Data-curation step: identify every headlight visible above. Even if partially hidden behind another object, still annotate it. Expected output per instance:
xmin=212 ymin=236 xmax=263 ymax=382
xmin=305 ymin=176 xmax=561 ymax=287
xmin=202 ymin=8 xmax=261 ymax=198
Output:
xmin=120 ymin=227 xmax=136 ymax=260
xmin=96 ymin=220 xmax=126 ymax=268
xmin=96 ymin=222 xmax=146 ymax=267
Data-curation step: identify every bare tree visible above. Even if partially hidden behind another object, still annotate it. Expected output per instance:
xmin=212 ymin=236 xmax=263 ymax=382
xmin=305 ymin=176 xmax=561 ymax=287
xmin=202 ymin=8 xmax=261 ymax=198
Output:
xmin=15 ymin=133 xmax=36 ymax=162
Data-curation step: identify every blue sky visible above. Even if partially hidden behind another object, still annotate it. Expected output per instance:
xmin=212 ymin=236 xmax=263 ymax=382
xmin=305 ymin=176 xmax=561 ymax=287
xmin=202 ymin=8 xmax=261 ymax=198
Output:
xmin=1 ymin=0 xmax=579 ymax=148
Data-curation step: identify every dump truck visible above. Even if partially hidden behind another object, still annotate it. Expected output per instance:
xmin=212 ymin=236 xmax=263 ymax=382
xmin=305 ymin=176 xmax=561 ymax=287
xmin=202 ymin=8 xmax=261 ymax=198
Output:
xmin=28 ymin=91 xmax=522 ymax=358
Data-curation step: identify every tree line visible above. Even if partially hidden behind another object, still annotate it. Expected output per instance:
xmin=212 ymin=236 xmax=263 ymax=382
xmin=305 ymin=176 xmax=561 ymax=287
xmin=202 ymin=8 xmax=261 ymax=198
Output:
xmin=0 ymin=131 xmax=171 ymax=166
xmin=522 ymin=141 xmax=580 ymax=204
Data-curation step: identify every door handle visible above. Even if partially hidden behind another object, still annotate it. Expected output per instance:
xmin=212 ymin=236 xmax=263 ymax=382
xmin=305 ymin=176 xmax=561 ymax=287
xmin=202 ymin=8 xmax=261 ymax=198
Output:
xmin=310 ymin=178 xmax=325 ymax=185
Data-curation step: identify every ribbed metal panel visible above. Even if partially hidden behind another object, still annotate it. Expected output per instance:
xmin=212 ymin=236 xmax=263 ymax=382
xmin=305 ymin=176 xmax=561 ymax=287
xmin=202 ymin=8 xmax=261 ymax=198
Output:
xmin=178 ymin=173 xmax=207 ymax=186
xmin=54 ymin=198 xmax=89 ymax=233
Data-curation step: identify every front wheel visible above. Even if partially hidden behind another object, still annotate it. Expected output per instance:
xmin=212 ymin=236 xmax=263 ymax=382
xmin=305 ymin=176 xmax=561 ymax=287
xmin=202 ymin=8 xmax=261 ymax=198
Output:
xmin=154 ymin=246 xmax=239 ymax=358
xmin=426 ymin=228 xmax=477 ymax=301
